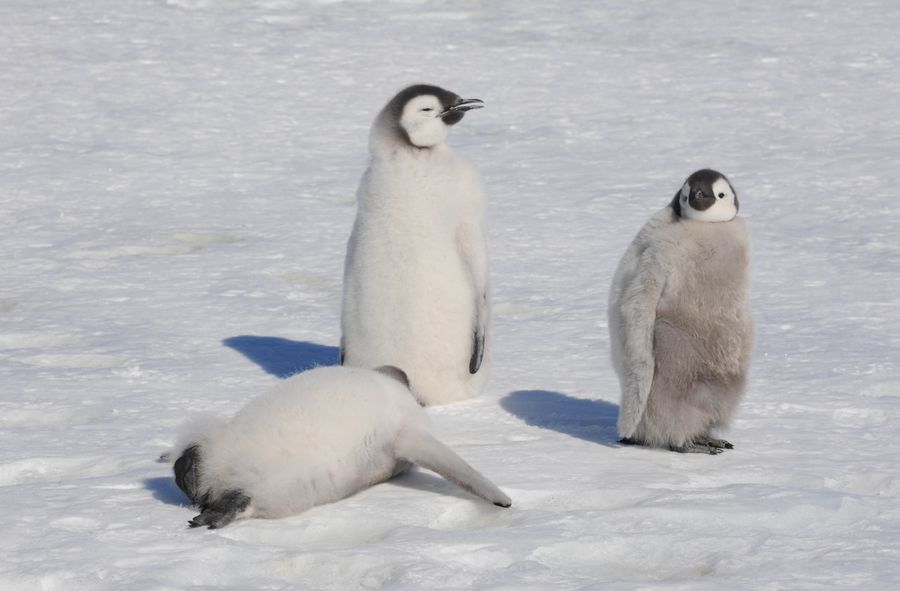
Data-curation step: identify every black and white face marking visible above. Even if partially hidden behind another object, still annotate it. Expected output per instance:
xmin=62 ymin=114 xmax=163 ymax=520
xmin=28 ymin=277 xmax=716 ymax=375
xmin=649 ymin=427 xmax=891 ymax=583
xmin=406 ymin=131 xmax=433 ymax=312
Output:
xmin=385 ymin=84 xmax=484 ymax=148
xmin=670 ymin=168 xmax=739 ymax=222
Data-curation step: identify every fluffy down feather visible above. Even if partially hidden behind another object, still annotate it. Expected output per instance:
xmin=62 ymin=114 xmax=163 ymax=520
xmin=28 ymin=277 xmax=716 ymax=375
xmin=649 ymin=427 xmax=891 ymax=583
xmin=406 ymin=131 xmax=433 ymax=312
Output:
xmin=341 ymin=85 xmax=490 ymax=405
xmin=609 ymin=204 xmax=753 ymax=451
xmin=169 ymin=366 xmax=510 ymax=528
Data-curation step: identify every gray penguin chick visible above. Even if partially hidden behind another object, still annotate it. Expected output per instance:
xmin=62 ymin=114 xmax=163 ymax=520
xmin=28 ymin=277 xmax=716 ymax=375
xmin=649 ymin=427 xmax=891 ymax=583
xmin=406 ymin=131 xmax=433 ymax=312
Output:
xmin=608 ymin=169 xmax=754 ymax=454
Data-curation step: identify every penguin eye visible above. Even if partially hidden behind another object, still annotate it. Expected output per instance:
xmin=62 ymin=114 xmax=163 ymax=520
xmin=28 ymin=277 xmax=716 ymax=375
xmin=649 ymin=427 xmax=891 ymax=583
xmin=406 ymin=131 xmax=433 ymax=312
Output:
xmin=421 ymin=107 xmax=434 ymax=112
xmin=717 ymin=192 xmax=726 ymax=199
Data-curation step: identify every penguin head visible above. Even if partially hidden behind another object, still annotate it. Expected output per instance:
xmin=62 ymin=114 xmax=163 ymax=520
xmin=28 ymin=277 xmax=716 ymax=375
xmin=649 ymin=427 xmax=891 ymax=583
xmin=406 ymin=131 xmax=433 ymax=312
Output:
xmin=378 ymin=84 xmax=484 ymax=149
xmin=670 ymin=169 xmax=739 ymax=222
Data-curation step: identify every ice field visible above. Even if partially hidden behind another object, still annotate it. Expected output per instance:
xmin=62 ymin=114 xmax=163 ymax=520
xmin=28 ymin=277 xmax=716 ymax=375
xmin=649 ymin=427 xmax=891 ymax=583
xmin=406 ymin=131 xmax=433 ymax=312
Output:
xmin=1 ymin=0 xmax=899 ymax=589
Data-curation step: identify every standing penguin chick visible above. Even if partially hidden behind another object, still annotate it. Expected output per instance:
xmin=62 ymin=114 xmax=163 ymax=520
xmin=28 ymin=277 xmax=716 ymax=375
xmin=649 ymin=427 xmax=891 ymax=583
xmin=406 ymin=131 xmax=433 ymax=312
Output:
xmin=170 ymin=365 xmax=511 ymax=529
xmin=341 ymin=84 xmax=490 ymax=406
xmin=608 ymin=169 xmax=753 ymax=454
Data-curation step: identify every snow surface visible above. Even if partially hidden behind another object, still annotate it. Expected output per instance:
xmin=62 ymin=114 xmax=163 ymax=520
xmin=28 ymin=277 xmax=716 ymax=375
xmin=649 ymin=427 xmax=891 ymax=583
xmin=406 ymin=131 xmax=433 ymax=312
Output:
xmin=2 ymin=0 xmax=899 ymax=589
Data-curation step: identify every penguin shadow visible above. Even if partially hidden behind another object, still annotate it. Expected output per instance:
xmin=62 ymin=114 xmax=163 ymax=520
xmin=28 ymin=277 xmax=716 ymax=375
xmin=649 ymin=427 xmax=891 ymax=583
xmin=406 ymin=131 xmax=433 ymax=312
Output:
xmin=500 ymin=390 xmax=621 ymax=447
xmin=222 ymin=336 xmax=340 ymax=379
xmin=144 ymin=476 xmax=189 ymax=507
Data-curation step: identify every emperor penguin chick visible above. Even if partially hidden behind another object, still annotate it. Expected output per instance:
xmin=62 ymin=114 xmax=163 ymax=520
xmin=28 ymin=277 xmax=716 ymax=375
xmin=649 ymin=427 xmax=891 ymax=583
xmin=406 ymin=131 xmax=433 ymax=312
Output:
xmin=608 ymin=169 xmax=754 ymax=454
xmin=170 ymin=365 xmax=511 ymax=529
xmin=341 ymin=84 xmax=490 ymax=406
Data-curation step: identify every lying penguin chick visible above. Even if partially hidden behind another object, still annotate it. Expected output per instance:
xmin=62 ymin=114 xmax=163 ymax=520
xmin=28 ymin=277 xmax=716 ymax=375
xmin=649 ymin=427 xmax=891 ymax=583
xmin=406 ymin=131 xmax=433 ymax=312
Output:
xmin=608 ymin=169 xmax=754 ymax=454
xmin=341 ymin=84 xmax=491 ymax=406
xmin=170 ymin=365 xmax=511 ymax=529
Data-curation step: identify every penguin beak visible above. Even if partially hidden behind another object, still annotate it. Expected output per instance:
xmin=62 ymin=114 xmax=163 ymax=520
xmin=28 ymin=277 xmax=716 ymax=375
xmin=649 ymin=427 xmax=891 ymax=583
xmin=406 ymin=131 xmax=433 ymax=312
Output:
xmin=689 ymin=191 xmax=717 ymax=212
xmin=441 ymin=98 xmax=485 ymax=116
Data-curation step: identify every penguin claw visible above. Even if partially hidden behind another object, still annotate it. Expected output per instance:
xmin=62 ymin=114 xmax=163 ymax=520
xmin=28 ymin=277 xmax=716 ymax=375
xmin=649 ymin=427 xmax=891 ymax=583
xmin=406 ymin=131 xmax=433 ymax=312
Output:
xmin=188 ymin=510 xmax=235 ymax=529
xmin=620 ymin=437 xmax=731 ymax=454
xmin=188 ymin=514 xmax=210 ymax=528
xmin=695 ymin=435 xmax=733 ymax=450
xmin=669 ymin=442 xmax=727 ymax=455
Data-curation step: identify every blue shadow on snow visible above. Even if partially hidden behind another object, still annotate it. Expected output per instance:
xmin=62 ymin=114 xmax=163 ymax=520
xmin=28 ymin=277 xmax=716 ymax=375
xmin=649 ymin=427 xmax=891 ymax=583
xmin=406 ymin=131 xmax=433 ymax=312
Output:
xmin=144 ymin=476 xmax=190 ymax=507
xmin=222 ymin=336 xmax=340 ymax=379
xmin=500 ymin=390 xmax=621 ymax=447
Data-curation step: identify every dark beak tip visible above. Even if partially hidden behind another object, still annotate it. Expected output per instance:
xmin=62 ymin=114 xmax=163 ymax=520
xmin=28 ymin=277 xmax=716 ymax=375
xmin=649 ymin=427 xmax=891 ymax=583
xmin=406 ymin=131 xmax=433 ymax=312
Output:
xmin=449 ymin=98 xmax=485 ymax=113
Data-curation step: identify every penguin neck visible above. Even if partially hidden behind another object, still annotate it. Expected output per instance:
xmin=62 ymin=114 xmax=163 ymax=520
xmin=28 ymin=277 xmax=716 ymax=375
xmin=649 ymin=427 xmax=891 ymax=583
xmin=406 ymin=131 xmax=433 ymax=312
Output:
xmin=369 ymin=116 xmax=454 ymax=162
xmin=370 ymin=131 xmax=453 ymax=165
xmin=671 ymin=205 xmax=738 ymax=226
xmin=677 ymin=214 xmax=745 ymax=247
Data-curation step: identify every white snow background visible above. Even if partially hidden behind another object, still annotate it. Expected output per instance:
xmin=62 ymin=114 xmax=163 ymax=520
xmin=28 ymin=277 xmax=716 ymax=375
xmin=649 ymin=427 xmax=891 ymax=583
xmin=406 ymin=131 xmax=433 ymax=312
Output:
xmin=2 ymin=0 xmax=899 ymax=589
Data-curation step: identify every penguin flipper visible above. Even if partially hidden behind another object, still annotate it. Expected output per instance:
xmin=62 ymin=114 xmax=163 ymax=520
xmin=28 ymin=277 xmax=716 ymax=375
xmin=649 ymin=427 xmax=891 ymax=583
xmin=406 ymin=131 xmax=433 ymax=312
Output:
xmin=456 ymin=222 xmax=489 ymax=375
xmin=375 ymin=365 xmax=410 ymax=388
xmin=469 ymin=287 xmax=488 ymax=374
xmin=615 ymin=248 xmax=668 ymax=439
xmin=394 ymin=429 xmax=511 ymax=508
xmin=469 ymin=329 xmax=484 ymax=374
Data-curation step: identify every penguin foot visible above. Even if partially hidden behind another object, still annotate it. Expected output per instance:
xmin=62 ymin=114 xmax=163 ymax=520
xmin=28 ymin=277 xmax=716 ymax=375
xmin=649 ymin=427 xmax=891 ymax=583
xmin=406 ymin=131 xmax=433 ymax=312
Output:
xmin=694 ymin=434 xmax=733 ymax=450
xmin=669 ymin=436 xmax=733 ymax=454
xmin=669 ymin=442 xmax=725 ymax=455
xmin=620 ymin=437 xmax=728 ymax=455
xmin=188 ymin=490 xmax=250 ymax=529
